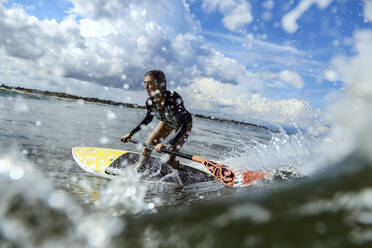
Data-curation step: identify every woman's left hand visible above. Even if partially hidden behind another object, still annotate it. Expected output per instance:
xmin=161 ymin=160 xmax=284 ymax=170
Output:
xmin=155 ymin=143 xmax=168 ymax=152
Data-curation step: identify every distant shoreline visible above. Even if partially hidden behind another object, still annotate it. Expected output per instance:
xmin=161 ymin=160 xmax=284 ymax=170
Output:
xmin=0 ymin=84 xmax=268 ymax=130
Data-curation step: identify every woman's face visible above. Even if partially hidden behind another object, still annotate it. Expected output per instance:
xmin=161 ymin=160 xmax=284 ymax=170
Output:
xmin=144 ymin=75 xmax=161 ymax=97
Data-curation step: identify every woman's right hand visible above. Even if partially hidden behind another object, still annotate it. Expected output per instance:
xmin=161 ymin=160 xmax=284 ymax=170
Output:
xmin=121 ymin=133 xmax=132 ymax=143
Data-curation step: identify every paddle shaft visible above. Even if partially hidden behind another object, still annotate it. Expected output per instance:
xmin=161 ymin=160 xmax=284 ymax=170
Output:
xmin=128 ymin=139 xmax=193 ymax=160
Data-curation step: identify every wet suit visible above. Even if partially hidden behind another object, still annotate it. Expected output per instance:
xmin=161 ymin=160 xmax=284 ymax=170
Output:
xmin=128 ymin=90 xmax=214 ymax=184
xmin=129 ymin=90 xmax=192 ymax=146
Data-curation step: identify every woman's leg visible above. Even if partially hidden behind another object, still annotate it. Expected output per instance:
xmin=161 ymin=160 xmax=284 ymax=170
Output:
xmin=166 ymin=122 xmax=192 ymax=170
xmin=137 ymin=121 xmax=173 ymax=172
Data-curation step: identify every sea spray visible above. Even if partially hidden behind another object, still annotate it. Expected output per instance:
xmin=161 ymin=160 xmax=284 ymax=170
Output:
xmin=94 ymin=167 xmax=159 ymax=216
xmin=281 ymin=18 xmax=372 ymax=246
xmin=222 ymin=30 xmax=372 ymax=181
xmin=0 ymin=150 xmax=124 ymax=248
xmin=222 ymin=124 xmax=320 ymax=181
xmin=308 ymin=30 xmax=372 ymax=170
xmin=330 ymin=30 xmax=372 ymax=161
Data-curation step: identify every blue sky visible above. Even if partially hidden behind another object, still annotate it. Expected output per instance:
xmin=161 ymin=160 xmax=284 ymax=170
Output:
xmin=6 ymin=0 xmax=368 ymax=58
xmin=4 ymin=0 xmax=72 ymax=22
xmin=0 ymin=0 xmax=371 ymax=126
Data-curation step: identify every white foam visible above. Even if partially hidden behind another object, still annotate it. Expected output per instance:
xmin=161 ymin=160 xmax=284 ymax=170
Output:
xmin=94 ymin=168 xmax=158 ymax=215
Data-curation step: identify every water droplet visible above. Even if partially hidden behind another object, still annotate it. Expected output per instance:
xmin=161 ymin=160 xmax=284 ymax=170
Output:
xmin=15 ymin=103 xmax=29 ymax=112
xmin=9 ymin=166 xmax=24 ymax=180
xmin=48 ymin=190 xmax=67 ymax=209
xmin=106 ymin=111 xmax=117 ymax=120
xmin=148 ymin=202 xmax=155 ymax=209
xmin=99 ymin=137 xmax=109 ymax=145
xmin=0 ymin=158 xmax=12 ymax=173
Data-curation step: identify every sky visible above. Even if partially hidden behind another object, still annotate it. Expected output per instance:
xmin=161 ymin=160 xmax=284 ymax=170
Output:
xmin=0 ymin=0 xmax=371 ymax=128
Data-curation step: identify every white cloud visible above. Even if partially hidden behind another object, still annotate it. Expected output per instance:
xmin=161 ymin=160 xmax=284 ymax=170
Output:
xmin=181 ymin=77 xmax=318 ymax=126
xmin=0 ymin=2 xmax=204 ymax=89
xmin=279 ymin=70 xmax=304 ymax=89
xmin=0 ymin=0 xmax=321 ymax=97
xmin=69 ymin=0 xmax=195 ymax=37
xmin=365 ymin=0 xmax=372 ymax=22
xmin=202 ymin=0 xmax=253 ymax=31
xmin=0 ymin=0 xmax=323 ymax=128
xmin=201 ymin=0 xmax=236 ymax=12
xmin=262 ymin=0 xmax=275 ymax=10
xmin=222 ymin=1 xmax=253 ymax=31
xmin=0 ymin=0 xmax=260 ymax=92
xmin=282 ymin=0 xmax=333 ymax=33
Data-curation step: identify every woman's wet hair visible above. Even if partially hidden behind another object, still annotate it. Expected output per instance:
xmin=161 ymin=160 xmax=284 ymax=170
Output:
xmin=145 ymin=70 xmax=166 ymax=92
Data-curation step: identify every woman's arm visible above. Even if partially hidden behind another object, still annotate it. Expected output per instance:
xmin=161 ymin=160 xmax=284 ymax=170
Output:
xmin=121 ymin=98 xmax=154 ymax=143
xmin=129 ymin=111 xmax=154 ymax=136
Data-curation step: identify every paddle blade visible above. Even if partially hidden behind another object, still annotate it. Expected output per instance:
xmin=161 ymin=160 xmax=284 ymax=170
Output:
xmin=191 ymin=156 xmax=266 ymax=187
xmin=240 ymin=170 xmax=267 ymax=186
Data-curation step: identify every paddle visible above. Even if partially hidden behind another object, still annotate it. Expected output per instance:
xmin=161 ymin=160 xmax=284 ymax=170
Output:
xmin=128 ymin=139 xmax=266 ymax=187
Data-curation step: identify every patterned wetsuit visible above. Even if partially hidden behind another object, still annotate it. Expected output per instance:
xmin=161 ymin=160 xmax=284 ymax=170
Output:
xmin=130 ymin=91 xmax=192 ymax=146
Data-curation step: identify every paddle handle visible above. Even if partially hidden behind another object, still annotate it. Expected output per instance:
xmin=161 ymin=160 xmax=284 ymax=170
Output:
xmin=128 ymin=139 xmax=193 ymax=160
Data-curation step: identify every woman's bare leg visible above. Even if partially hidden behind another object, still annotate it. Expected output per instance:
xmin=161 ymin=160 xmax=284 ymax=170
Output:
xmin=136 ymin=121 xmax=172 ymax=172
xmin=166 ymin=123 xmax=192 ymax=170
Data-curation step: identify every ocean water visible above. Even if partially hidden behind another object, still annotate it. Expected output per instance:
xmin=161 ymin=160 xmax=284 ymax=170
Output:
xmin=1 ymin=81 xmax=372 ymax=248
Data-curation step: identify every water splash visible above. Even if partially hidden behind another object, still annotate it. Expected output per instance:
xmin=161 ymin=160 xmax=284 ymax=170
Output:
xmin=0 ymin=150 xmax=124 ymax=248
xmin=312 ymin=30 xmax=372 ymax=169
xmin=94 ymin=168 xmax=157 ymax=216
xmin=223 ymin=125 xmax=319 ymax=181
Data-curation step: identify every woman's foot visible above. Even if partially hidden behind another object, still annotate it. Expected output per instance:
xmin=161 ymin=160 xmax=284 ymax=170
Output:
xmin=136 ymin=158 xmax=147 ymax=173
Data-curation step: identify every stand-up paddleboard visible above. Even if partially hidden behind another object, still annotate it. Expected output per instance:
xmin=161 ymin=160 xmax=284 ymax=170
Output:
xmin=72 ymin=147 xmax=212 ymax=181
xmin=73 ymin=142 xmax=267 ymax=187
